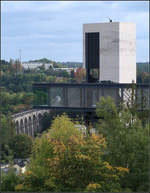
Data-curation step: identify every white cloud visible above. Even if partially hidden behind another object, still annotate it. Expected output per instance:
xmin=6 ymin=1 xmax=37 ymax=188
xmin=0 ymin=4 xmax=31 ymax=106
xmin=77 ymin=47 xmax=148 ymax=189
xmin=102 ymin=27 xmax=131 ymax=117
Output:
xmin=1 ymin=1 xmax=149 ymax=62
xmin=48 ymin=41 xmax=81 ymax=47
xmin=2 ymin=34 xmax=56 ymax=40
xmin=1 ymin=1 xmax=76 ymax=13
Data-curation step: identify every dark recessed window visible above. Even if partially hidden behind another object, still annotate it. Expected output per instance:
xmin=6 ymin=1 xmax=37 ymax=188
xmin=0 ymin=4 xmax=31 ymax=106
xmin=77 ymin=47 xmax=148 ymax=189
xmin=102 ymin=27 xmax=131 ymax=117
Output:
xmin=85 ymin=32 xmax=99 ymax=83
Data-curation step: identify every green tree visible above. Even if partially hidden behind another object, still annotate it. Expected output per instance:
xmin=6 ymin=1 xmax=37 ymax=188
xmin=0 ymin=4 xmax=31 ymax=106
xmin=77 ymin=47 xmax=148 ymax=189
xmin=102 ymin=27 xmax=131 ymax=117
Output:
xmin=10 ymin=134 xmax=33 ymax=159
xmin=17 ymin=114 xmax=128 ymax=192
xmin=41 ymin=112 xmax=53 ymax=132
xmin=0 ymin=114 xmax=16 ymax=162
xmin=1 ymin=168 xmax=20 ymax=191
xmin=96 ymin=96 xmax=149 ymax=191
xmin=22 ymin=92 xmax=34 ymax=105
xmin=33 ymin=88 xmax=48 ymax=105
xmin=46 ymin=75 xmax=56 ymax=82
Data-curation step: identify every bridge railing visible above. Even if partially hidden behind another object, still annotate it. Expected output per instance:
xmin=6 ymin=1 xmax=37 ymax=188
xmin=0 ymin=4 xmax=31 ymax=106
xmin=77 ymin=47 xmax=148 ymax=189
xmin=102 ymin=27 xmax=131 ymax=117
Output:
xmin=11 ymin=109 xmax=47 ymax=119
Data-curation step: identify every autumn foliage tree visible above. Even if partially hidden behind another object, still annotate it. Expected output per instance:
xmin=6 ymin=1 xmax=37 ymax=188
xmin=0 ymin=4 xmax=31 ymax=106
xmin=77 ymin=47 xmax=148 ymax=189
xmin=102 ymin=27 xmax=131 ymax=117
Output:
xmin=74 ymin=68 xmax=86 ymax=83
xmin=16 ymin=114 xmax=128 ymax=192
xmin=10 ymin=59 xmax=22 ymax=74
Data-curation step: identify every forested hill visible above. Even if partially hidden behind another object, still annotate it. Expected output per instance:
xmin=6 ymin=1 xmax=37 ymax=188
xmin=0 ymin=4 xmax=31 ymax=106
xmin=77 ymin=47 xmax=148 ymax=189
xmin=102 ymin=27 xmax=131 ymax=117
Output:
xmin=27 ymin=58 xmax=82 ymax=68
xmin=60 ymin=61 xmax=82 ymax=68
xmin=26 ymin=58 xmax=148 ymax=70
xmin=137 ymin=62 xmax=149 ymax=72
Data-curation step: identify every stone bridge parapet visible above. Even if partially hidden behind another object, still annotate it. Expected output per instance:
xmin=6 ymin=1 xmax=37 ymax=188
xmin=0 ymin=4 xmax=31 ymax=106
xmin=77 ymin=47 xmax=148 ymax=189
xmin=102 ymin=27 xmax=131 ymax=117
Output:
xmin=12 ymin=109 xmax=50 ymax=138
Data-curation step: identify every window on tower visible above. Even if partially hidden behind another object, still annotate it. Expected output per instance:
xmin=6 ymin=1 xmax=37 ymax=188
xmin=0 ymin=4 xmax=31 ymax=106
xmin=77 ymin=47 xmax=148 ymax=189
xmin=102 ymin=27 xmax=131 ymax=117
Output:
xmin=85 ymin=32 xmax=99 ymax=83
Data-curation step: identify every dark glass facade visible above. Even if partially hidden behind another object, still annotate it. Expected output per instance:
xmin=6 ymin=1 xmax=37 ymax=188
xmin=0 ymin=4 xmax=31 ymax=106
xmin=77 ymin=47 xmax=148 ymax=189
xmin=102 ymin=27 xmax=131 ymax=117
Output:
xmin=33 ymin=83 xmax=149 ymax=111
xmin=85 ymin=32 xmax=99 ymax=83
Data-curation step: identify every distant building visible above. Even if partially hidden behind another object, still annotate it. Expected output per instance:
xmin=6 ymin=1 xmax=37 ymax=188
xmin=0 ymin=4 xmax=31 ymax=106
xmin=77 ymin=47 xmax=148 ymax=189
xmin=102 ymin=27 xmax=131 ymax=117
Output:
xmin=75 ymin=124 xmax=98 ymax=135
xmin=22 ymin=62 xmax=77 ymax=73
xmin=75 ymin=124 xmax=87 ymax=134
xmin=22 ymin=62 xmax=53 ymax=70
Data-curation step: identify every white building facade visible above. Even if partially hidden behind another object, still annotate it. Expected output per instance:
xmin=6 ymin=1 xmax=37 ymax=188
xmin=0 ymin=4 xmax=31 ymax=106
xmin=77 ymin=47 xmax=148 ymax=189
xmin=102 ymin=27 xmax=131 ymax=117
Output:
xmin=83 ymin=22 xmax=136 ymax=83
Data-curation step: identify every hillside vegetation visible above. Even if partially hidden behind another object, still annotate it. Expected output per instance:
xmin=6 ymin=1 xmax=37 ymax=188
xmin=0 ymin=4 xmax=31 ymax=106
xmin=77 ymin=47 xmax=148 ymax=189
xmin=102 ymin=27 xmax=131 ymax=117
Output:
xmin=0 ymin=58 xmax=149 ymax=192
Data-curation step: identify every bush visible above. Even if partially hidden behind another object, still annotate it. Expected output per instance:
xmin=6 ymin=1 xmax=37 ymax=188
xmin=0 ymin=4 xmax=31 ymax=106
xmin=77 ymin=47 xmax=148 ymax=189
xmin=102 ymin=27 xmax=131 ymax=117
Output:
xmin=10 ymin=134 xmax=33 ymax=159
xmin=1 ymin=168 xmax=20 ymax=191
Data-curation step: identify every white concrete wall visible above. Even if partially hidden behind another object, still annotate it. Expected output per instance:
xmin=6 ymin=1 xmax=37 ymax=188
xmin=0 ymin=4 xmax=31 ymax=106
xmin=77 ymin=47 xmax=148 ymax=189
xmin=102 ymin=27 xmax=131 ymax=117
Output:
xmin=119 ymin=23 xmax=136 ymax=83
xmin=83 ymin=22 xmax=136 ymax=83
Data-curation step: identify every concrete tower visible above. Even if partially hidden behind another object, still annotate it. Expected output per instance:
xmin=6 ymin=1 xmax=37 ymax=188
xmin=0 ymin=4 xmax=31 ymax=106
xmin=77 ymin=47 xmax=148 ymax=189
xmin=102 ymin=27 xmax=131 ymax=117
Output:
xmin=83 ymin=22 xmax=136 ymax=83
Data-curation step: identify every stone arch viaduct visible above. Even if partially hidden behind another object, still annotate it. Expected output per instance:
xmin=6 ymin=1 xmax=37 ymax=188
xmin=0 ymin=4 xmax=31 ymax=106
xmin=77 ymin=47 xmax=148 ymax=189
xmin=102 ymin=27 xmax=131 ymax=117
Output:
xmin=12 ymin=109 xmax=50 ymax=138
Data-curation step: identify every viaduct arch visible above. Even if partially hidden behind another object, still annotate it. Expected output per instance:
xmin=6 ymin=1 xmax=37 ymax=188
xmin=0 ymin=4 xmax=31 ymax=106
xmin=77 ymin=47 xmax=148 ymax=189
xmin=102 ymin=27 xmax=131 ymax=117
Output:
xmin=12 ymin=109 xmax=50 ymax=138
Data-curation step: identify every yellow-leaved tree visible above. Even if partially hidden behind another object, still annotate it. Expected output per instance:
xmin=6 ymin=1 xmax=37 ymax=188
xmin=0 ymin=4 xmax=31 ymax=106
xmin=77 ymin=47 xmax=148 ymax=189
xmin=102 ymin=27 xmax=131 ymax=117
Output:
xmin=15 ymin=114 xmax=128 ymax=192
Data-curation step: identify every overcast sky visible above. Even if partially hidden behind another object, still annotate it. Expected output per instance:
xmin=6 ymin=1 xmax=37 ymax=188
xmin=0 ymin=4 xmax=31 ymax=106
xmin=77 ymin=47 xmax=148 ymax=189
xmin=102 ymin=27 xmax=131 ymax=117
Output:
xmin=1 ymin=1 xmax=149 ymax=62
